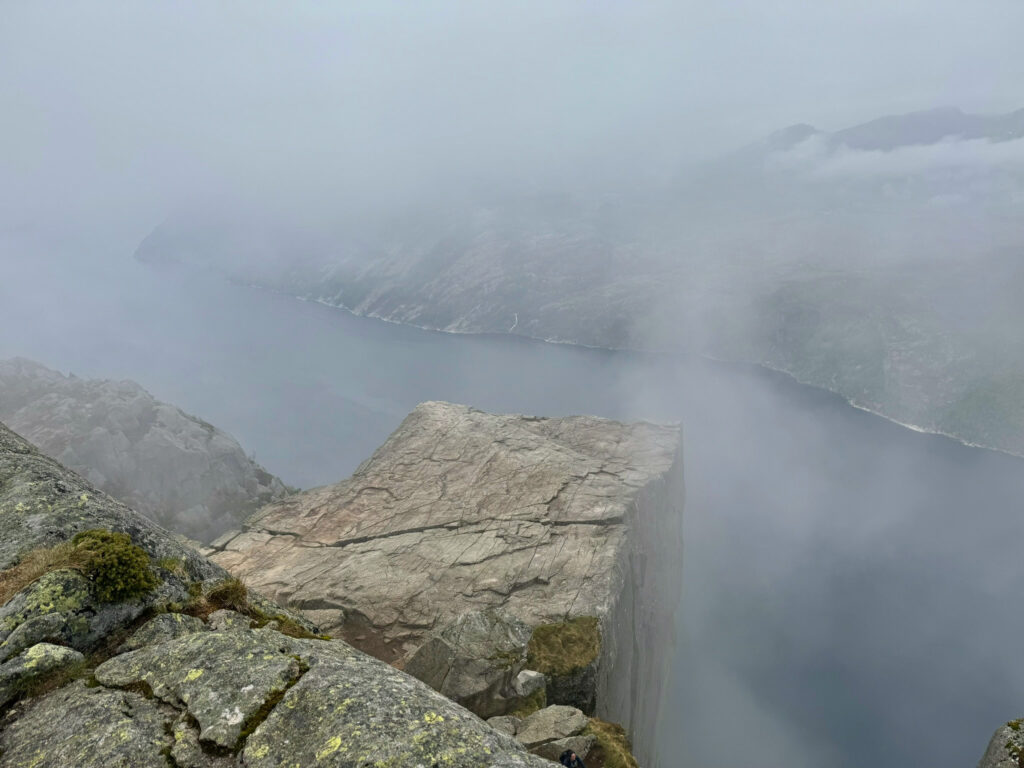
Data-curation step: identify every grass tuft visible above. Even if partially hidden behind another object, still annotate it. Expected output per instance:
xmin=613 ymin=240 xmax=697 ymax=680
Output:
xmin=585 ymin=718 xmax=639 ymax=768
xmin=527 ymin=616 xmax=600 ymax=677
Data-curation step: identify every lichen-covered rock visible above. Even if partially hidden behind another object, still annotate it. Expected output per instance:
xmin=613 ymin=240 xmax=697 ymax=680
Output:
xmin=0 ymin=420 xmax=223 ymax=579
xmin=240 ymin=636 xmax=550 ymax=768
xmin=207 ymin=608 xmax=254 ymax=631
xmin=0 ymin=643 xmax=84 ymax=707
xmin=404 ymin=608 xmax=536 ymax=718
xmin=0 ymin=681 xmax=173 ymax=767
xmin=0 ymin=357 xmax=287 ymax=542
xmin=119 ymin=612 xmax=206 ymax=652
xmin=0 ymin=612 xmax=65 ymax=662
xmin=95 ymin=629 xmax=303 ymax=750
xmin=977 ymin=718 xmax=1024 ymax=768
xmin=515 ymin=705 xmax=589 ymax=749
xmin=0 ymin=568 xmax=181 ymax=653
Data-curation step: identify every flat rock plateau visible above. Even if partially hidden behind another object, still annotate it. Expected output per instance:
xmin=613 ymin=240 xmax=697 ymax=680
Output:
xmin=210 ymin=401 xmax=684 ymax=766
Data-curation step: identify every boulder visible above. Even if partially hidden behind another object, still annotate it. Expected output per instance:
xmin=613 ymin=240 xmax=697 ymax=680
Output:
xmin=95 ymin=629 xmax=304 ymax=750
xmin=404 ymin=608 xmax=537 ymax=718
xmin=0 ymin=682 xmax=174 ymax=767
xmin=119 ymin=612 xmax=206 ymax=652
xmin=514 ymin=669 xmax=546 ymax=698
xmin=0 ymin=643 xmax=84 ymax=708
xmin=488 ymin=715 xmax=522 ymax=736
xmin=207 ymin=608 xmax=254 ymax=631
xmin=515 ymin=705 xmax=589 ymax=749
xmin=0 ymin=613 xmax=66 ymax=662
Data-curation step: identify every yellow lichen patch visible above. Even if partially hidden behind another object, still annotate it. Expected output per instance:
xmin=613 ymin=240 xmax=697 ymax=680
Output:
xmin=423 ymin=711 xmax=445 ymax=724
xmin=316 ymin=735 xmax=343 ymax=760
xmin=249 ymin=744 xmax=271 ymax=759
xmin=184 ymin=668 xmax=204 ymax=682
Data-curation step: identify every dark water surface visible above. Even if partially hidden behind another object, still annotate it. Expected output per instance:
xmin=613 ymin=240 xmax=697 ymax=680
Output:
xmin=3 ymin=248 xmax=1023 ymax=768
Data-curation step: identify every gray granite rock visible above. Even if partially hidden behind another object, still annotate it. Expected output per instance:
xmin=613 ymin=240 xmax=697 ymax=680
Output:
xmin=0 ymin=643 xmax=84 ymax=708
xmin=515 ymin=705 xmax=589 ymax=749
xmin=514 ymin=669 xmax=546 ymax=698
xmin=212 ymin=401 xmax=680 ymax=659
xmin=212 ymin=401 xmax=683 ymax=767
xmin=977 ymin=719 xmax=1024 ymax=768
xmin=0 ymin=612 xmax=66 ymax=662
xmin=489 ymin=715 xmax=523 ymax=736
xmin=207 ymin=608 xmax=254 ymax=631
xmin=119 ymin=612 xmax=206 ymax=652
xmin=0 ymin=417 xmax=553 ymax=768
xmin=0 ymin=357 xmax=287 ymax=542
xmin=95 ymin=629 xmax=303 ymax=750
xmin=404 ymin=608 xmax=534 ymax=718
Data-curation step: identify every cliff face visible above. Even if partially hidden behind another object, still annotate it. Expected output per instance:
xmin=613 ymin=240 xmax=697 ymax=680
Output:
xmin=0 ymin=418 xmax=552 ymax=768
xmin=0 ymin=358 xmax=287 ymax=542
xmin=209 ymin=401 xmax=684 ymax=767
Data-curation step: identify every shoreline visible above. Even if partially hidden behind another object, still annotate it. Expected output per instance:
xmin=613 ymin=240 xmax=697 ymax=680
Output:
xmin=240 ymin=279 xmax=1023 ymax=464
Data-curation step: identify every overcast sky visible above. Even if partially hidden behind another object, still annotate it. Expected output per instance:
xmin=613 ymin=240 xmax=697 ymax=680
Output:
xmin=2 ymin=1 xmax=1023 ymax=241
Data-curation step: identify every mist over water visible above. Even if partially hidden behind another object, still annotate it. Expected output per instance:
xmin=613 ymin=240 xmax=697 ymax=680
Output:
xmin=3 ymin=248 xmax=1024 ymax=768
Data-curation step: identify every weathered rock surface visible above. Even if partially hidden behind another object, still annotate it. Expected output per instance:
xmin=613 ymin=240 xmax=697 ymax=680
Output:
xmin=515 ymin=705 xmax=589 ymax=749
xmin=0 ymin=418 xmax=558 ymax=768
xmin=0 ymin=643 xmax=84 ymax=708
xmin=0 ymin=682 xmax=176 ymax=767
xmin=403 ymin=608 xmax=537 ymax=718
xmin=977 ymin=719 xmax=1024 ymax=768
xmin=211 ymin=400 xmax=684 ymax=766
xmin=0 ymin=357 xmax=287 ymax=541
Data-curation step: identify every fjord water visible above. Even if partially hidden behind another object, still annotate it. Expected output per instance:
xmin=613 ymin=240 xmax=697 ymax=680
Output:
xmin=4 ymin=248 xmax=1024 ymax=768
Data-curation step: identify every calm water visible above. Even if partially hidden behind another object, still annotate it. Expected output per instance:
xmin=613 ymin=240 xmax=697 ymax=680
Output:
xmin=3 ymin=246 xmax=1024 ymax=768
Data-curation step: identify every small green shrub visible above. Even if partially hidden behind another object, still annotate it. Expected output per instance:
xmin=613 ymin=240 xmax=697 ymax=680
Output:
xmin=72 ymin=530 xmax=159 ymax=603
xmin=527 ymin=616 xmax=600 ymax=677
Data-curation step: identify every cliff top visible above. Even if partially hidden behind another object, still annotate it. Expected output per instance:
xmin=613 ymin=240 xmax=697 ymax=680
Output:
xmin=210 ymin=401 xmax=682 ymax=659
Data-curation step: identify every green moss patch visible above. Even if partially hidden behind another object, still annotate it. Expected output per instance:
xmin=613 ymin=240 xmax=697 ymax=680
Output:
xmin=585 ymin=718 xmax=638 ymax=768
xmin=527 ymin=616 xmax=600 ymax=677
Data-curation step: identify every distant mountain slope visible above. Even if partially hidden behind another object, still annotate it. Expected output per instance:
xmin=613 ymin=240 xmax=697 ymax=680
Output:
xmin=0 ymin=358 xmax=287 ymax=541
xmin=135 ymin=106 xmax=1024 ymax=457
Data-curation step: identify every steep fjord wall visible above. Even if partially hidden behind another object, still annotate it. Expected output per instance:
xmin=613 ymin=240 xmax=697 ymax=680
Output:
xmin=597 ymin=447 xmax=684 ymax=768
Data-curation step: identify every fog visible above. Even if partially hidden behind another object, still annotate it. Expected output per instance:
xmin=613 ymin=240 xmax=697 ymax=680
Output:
xmin=4 ymin=4 xmax=1024 ymax=768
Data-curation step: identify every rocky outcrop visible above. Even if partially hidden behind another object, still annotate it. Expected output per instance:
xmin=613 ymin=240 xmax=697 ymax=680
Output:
xmin=210 ymin=401 xmax=684 ymax=767
xmin=403 ymin=608 xmax=538 ymax=718
xmin=0 ymin=357 xmax=287 ymax=542
xmin=488 ymin=706 xmax=598 ymax=763
xmin=0 ymin=417 xmax=562 ymax=768
xmin=977 ymin=718 xmax=1024 ymax=768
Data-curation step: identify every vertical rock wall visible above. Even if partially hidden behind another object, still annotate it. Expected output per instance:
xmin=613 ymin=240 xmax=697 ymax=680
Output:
xmin=597 ymin=443 xmax=684 ymax=768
